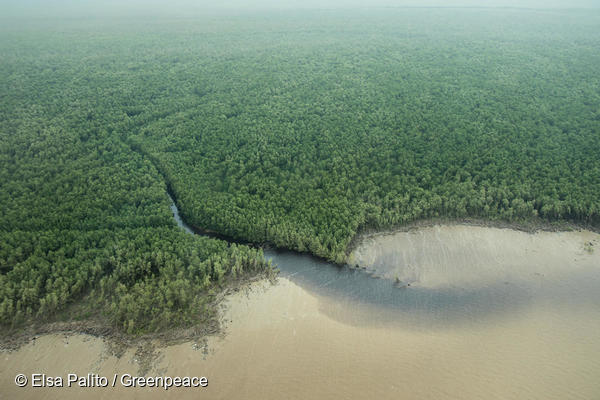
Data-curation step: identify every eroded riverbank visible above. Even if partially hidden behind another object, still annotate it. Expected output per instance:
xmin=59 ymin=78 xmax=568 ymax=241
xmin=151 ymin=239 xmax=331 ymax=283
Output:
xmin=2 ymin=225 xmax=600 ymax=399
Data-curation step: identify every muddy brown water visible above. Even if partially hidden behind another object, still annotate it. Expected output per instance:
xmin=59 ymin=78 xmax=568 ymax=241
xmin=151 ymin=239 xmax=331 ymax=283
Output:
xmin=2 ymin=222 xmax=599 ymax=399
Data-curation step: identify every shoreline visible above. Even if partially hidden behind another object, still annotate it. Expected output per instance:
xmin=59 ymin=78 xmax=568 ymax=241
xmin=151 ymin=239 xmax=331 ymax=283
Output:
xmin=3 ymin=227 xmax=599 ymax=399
xmin=3 ymin=217 xmax=596 ymax=353
xmin=0 ymin=270 xmax=277 ymax=354
xmin=346 ymin=217 xmax=599 ymax=261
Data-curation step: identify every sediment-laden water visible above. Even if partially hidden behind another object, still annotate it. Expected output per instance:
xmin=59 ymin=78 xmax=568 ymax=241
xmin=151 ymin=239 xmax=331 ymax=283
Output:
xmin=2 ymin=212 xmax=599 ymax=399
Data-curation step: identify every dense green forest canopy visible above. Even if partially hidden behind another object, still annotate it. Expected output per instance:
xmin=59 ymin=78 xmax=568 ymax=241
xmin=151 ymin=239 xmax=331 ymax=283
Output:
xmin=1 ymin=8 xmax=599 ymax=330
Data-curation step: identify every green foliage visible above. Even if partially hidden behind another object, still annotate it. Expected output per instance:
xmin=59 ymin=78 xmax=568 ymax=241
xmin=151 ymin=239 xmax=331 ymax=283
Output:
xmin=1 ymin=9 xmax=599 ymax=330
xmin=131 ymin=10 xmax=599 ymax=261
xmin=0 ymin=50 xmax=271 ymax=330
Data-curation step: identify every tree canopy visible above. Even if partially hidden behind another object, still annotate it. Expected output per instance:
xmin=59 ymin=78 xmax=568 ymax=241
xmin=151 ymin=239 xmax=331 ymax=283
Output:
xmin=1 ymin=8 xmax=599 ymax=331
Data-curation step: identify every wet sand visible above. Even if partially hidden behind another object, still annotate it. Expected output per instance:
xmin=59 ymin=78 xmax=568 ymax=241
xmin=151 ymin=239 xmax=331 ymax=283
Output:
xmin=349 ymin=225 xmax=599 ymax=289
xmin=2 ymin=225 xmax=599 ymax=399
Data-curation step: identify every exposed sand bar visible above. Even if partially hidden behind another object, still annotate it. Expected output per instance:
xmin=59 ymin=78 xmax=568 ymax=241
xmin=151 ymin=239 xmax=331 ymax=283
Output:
xmin=349 ymin=225 xmax=599 ymax=289
xmin=2 ymin=225 xmax=599 ymax=399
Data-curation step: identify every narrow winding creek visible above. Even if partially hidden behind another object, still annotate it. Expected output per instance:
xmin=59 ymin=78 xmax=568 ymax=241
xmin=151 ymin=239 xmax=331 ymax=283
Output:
xmin=2 ymin=199 xmax=599 ymax=399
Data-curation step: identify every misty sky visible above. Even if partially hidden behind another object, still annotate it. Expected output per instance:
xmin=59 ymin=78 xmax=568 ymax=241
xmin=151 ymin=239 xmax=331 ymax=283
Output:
xmin=2 ymin=0 xmax=600 ymax=18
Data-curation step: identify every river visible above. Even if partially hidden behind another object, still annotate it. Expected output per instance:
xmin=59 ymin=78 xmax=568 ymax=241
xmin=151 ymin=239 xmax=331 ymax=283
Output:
xmin=1 ymin=200 xmax=599 ymax=399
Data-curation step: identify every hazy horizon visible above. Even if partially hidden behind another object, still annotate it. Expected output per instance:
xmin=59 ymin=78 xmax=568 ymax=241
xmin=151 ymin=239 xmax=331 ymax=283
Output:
xmin=2 ymin=0 xmax=600 ymax=19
